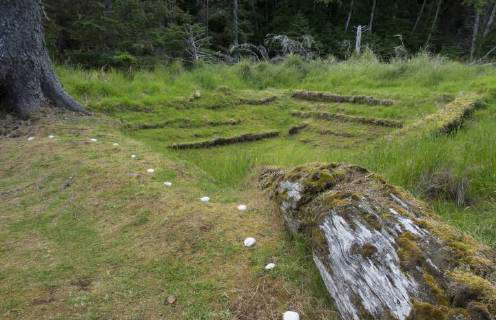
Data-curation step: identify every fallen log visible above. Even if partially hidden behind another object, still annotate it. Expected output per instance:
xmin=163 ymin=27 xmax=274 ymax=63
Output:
xmin=239 ymin=96 xmax=278 ymax=105
xmin=124 ymin=118 xmax=241 ymax=131
xmin=291 ymin=111 xmax=403 ymax=128
xmin=396 ymin=95 xmax=484 ymax=137
xmin=288 ymin=123 xmax=309 ymax=135
xmin=292 ymin=91 xmax=394 ymax=106
xmin=168 ymin=131 xmax=280 ymax=149
xmin=260 ymin=163 xmax=496 ymax=320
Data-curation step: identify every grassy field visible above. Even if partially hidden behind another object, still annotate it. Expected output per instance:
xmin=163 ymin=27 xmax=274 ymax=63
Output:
xmin=1 ymin=54 xmax=496 ymax=319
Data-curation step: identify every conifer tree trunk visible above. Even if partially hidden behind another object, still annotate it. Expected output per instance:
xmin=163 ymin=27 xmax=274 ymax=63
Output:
xmin=345 ymin=0 xmax=354 ymax=32
xmin=470 ymin=10 xmax=481 ymax=61
xmin=412 ymin=0 xmax=427 ymax=33
xmin=0 ymin=0 xmax=87 ymax=118
xmin=369 ymin=0 xmax=377 ymax=32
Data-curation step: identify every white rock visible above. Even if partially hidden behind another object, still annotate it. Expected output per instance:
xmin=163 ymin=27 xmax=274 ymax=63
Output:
xmin=48 ymin=135 xmax=55 ymax=139
xmin=237 ymin=204 xmax=247 ymax=211
xmin=90 ymin=138 xmax=98 ymax=142
xmin=113 ymin=143 xmax=119 ymax=146
xmin=27 ymin=137 xmax=35 ymax=141
xmin=131 ymin=154 xmax=137 ymax=159
xmin=200 ymin=196 xmax=210 ymax=203
xmin=265 ymin=263 xmax=276 ymax=270
xmin=164 ymin=181 xmax=172 ymax=187
xmin=283 ymin=311 xmax=300 ymax=320
xmin=147 ymin=169 xmax=155 ymax=174
xmin=243 ymin=237 xmax=256 ymax=247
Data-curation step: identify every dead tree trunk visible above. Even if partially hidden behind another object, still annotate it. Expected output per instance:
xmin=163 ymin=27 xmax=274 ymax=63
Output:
xmin=261 ymin=163 xmax=496 ymax=320
xmin=0 ymin=0 xmax=87 ymax=118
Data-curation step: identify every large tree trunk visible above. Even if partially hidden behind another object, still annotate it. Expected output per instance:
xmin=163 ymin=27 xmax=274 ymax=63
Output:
xmin=0 ymin=0 xmax=87 ymax=118
xmin=261 ymin=163 xmax=496 ymax=320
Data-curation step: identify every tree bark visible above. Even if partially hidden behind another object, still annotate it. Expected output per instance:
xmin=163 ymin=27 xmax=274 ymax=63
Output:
xmin=0 ymin=0 xmax=87 ymax=118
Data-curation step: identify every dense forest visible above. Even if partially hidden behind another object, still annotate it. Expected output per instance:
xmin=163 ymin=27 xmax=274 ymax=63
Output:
xmin=44 ymin=0 xmax=496 ymax=67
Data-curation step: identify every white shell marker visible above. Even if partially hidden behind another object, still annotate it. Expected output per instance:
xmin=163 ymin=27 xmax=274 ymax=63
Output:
xmin=113 ymin=143 xmax=119 ymax=146
xmin=237 ymin=204 xmax=247 ymax=211
xmin=131 ymin=154 xmax=137 ymax=159
xmin=243 ymin=237 xmax=256 ymax=247
xmin=90 ymin=138 xmax=98 ymax=142
xmin=200 ymin=196 xmax=210 ymax=203
xmin=164 ymin=181 xmax=173 ymax=187
xmin=265 ymin=263 xmax=276 ymax=270
xmin=283 ymin=311 xmax=300 ymax=320
xmin=147 ymin=169 xmax=155 ymax=174
xmin=48 ymin=135 xmax=55 ymax=139
xmin=27 ymin=137 xmax=35 ymax=141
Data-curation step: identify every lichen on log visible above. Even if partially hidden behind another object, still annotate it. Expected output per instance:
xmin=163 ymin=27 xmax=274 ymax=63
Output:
xmin=292 ymin=91 xmax=394 ymax=106
xmin=260 ymin=163 xmax=496 ymax=320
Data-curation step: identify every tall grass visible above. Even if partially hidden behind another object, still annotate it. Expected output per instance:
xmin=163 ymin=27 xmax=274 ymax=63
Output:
xmin=58 ymin=52 xmax=496 ymax=113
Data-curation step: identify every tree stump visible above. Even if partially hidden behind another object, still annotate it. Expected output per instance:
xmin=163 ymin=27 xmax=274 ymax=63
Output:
xmin=260 ymin=163 xmax=496 ymax=320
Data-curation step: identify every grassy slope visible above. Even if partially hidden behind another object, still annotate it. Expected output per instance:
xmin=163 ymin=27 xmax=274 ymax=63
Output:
xmin=2 ymin=54 xmax=496 ymax=319
xmin=0 ymin=115 xmax=335 ymax=320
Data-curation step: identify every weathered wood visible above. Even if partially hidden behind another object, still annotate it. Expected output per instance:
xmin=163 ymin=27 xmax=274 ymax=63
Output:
xmin=168 ymin=131 xmax=279 ymax=149
xmin=292 ymin=90 xmax=394 ymax=106
xmin=261 ymin=163 xmax=496 ymax=320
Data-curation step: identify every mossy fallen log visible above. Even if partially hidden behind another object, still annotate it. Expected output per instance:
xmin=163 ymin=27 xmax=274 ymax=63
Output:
xmin=239 ymin=96 xmax=278 ymax=105
xmin=292 ymin=91 xmax=394 ymax=106
xmin=396 ymin=95 xmax=483 ymax=137
xmin=124 ymin=118 xmax=241 ymax=131
xmin=168 ymin=131 xmax=280 ymax=149
xmin=291 ymin=111 xmax=403 ymax=128
xmin=260 ymin=163 xmax=496 ymax=320
xmin=288 ymin=123 xmax=308 ymax=135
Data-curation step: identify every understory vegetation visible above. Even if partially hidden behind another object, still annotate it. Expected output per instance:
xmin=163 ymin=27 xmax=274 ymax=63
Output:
xmin=2 ymin=54 xmax=496 ymax=319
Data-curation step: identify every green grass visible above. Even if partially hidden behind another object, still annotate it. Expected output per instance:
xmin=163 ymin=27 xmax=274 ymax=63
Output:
xmin=2 ymin=54 xmax=496 ymax=319
xmin=57 ymin=53 xmax=496 ymax=248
